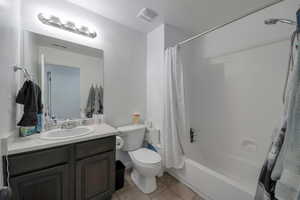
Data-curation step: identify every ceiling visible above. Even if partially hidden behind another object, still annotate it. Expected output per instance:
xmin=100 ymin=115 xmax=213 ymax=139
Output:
xmin=67 ymin=0 xmax=281 ymax=34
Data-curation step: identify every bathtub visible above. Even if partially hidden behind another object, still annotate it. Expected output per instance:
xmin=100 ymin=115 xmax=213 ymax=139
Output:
xmin=168 ymin=157 xmax=258 ymax=200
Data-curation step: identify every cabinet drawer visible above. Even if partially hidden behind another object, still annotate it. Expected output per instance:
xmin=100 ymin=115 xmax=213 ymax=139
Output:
xmin=75 ymin=136 xmax=115 ymax=159
xmin=8 ymin=146 xmax=71 ymax=176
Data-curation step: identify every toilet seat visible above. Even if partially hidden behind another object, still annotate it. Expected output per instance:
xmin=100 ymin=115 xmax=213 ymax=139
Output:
xmin=128 ymin=148 xmax=162 ymax=193
xmin=129 ymin=148 xmax=161 ymax=165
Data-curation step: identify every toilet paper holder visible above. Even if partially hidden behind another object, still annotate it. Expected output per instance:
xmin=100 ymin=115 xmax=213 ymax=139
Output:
xmin=116 ymin=136 xmax=124 ymax=150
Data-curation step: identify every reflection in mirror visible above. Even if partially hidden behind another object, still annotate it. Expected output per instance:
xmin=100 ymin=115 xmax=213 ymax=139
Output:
xmin=23 ymin=31 xmax=104 ymax=120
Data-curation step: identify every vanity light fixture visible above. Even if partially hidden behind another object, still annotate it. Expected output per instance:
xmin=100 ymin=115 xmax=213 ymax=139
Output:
xmin=38 ymin=13 xmax=97 ymax=39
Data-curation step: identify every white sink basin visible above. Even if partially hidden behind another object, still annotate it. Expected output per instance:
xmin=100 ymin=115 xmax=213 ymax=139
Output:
xmin=40 ymin=126 xmax=94 ymax=140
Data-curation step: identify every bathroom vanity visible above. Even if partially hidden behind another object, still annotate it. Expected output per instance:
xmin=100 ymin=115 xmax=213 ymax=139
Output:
xmin=7 ymin=28 xmax=114 ymax=199
xmin=3 ymin=124 xmax=117 ymax=200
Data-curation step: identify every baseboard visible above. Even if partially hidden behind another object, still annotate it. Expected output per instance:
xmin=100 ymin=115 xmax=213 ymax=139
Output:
xmin=123 ymin=161 xmax=133 ymax=169
xmin=167 ymin=169 xmax=215 ymax=200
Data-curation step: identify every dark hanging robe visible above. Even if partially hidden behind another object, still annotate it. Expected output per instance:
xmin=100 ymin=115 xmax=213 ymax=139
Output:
xmin=16 ymin=80 xmax=43 ymax=126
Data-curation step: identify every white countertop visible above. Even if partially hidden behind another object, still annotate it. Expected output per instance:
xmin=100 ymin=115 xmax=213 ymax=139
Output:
xmin=8 ymin=123 xmax=118 ymax=155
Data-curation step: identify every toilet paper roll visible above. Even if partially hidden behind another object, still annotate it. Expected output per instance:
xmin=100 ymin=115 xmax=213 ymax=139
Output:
xmin=116 ymin=136 xmax=124 ymax=150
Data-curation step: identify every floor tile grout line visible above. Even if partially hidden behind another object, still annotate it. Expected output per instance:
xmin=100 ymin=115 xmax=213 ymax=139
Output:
xmin=169 ymin=189 xmax=187 ymax=200
xmin=117 ymin=170 xmax=202 ymax=200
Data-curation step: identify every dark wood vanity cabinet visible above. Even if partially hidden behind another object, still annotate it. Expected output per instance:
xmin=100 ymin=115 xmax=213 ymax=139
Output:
xmin=76 ymin=152 xmax=115 ymax=200
xmin=4 ymin=136 xmax=116 ymax=200
xmin=10 ymin=164 xmax=70 ymax=200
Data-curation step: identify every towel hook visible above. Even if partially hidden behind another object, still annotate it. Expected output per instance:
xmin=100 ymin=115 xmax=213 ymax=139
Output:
xmin=13 ymin=66 xmax=32 ymax=80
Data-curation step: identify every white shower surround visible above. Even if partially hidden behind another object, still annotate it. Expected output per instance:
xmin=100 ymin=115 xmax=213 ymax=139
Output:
xmin=147 ymin=1 xmax=298 ymax=200
xmin=168 ymin=158 xmax=255 ymax=200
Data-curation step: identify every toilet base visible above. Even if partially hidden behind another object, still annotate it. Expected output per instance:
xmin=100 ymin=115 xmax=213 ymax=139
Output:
xmin=131 ymin=168 xmax=157 ymax=194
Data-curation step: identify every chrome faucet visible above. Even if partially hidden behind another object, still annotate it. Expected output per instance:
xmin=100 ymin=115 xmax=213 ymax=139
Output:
xmin=44 ymin=115 xmax=58 ymax=131
xmin=61 ymin=119 xmax=77 ymax=129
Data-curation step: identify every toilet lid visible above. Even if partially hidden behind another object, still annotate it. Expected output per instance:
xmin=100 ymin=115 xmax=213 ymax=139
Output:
xmin=131 ymin=148 xmax=161 ymax=164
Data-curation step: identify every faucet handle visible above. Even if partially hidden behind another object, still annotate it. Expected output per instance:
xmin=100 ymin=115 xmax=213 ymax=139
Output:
xmin=60 ymin=119 xmax=77 ymax=129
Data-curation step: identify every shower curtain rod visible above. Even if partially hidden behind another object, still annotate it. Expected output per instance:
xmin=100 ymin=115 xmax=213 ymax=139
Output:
xmin=178 ymin=0 xmax=283 ymax=46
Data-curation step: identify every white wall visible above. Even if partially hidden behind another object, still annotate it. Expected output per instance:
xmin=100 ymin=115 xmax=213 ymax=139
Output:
xmin=23 ymin=31 xmax=39 ymax=79
xmin=21 ymin=0 xmax=147 ymax=127
xmin=39 ymin=46 xmax=104 ymax=112
xmin=146 ymin=24 xmax=165 ymax=131
xmin=164 ymin=24 xmax=191 ymax=48
xmin=0 ymin=0 xmax=21 ymax=137
xmin=0 ymin=0 xmax=21 ymax=186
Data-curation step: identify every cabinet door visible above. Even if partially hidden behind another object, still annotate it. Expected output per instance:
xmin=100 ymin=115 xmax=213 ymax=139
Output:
xmin=10 ymin=164 xmax=70 ymax=200
xmin=76 ymin=152 xmax=115 ymax=200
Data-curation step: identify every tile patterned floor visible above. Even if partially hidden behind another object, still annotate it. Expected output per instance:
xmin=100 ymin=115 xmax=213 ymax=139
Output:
xmin=113 ymin=169 xmax=205 ymax=200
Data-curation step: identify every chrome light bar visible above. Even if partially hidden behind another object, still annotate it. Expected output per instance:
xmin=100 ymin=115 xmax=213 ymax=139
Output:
xmin=38 ymin=13 xmax=97 ymax=39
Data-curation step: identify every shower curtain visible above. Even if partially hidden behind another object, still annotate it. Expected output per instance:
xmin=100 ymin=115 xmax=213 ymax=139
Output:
xmin=162 ymin=46 xmax=186 ymax=169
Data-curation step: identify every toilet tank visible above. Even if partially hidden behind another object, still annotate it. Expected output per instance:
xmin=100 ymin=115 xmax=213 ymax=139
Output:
xmin=117 ymin=124 xmax=146 ymax=151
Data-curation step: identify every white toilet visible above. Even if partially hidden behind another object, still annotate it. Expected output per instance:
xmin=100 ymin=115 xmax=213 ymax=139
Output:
xmin=118 ymin=124 xmax=162 ymax=194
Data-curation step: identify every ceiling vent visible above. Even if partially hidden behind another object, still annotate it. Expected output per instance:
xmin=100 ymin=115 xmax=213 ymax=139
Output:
xmin=137 ymin=8 xmax=158 ymax=23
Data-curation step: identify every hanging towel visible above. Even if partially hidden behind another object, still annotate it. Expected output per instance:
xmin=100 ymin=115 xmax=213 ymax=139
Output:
xmin=274 ymin=41 xmax=300 ymax=200
xmin=99 ymin=86 xmax=103 ymax=114
xmin=255 ymin=30 xmax=299 ymax=200
xmin=94 ymin=86 xmax=100 ymax=114
xmin=85 ymin=85 xmax=95 ymax=118
xmin=255 ymin=67 xmax=292 ymax=200
xmin=16 ymin=80 xmax=43 ymax=126
xmin=255 ymin=122 xmax=286 ymax=200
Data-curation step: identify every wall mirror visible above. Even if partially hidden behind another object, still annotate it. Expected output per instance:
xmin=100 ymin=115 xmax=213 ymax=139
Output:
xmin=22 ymin=31 xmax=104 ymax=120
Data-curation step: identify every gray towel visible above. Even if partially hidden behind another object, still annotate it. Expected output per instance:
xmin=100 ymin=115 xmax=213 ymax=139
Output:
xmin=85 ymin=85 xmax=95 ymax=118
xmin=99 ymin=86 xmax=103 ymax=114
xmin=255 ymin=123 xmax=286 ymax=200
xmin=274 ymin=41 xmax=300 ymax=200
xmin=94 ymin=86 xmax=100 ymax=114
